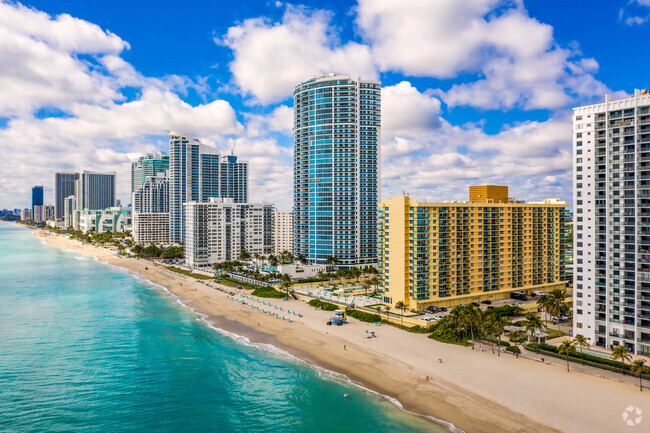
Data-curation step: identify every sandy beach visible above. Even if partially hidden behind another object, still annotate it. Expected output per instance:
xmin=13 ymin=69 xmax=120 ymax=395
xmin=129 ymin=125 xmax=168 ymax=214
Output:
xmin=33 ymin=228 xmax=650 ymax=433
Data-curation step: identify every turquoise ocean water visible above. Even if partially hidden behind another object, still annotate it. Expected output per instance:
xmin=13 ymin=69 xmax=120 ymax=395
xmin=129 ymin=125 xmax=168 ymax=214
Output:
xmin=0 ymin=224 xmax=452 ymax=433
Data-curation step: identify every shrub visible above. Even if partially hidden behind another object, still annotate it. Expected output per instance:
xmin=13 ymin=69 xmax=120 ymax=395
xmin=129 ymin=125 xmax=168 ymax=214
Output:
xmin=408 ymin=325 xmax=432 ymax=334
xmin=251 ymin=286 xmax=286 ymax=298
xmin=506 ymin=346 xmax=521 ymax=354
xmin=482 ymin=336 xmax=511 ymax=347
xmin=308 ymin=299 xmax=339 ymax=311
xmin=346 ymin=308 xmax=381 ymax=323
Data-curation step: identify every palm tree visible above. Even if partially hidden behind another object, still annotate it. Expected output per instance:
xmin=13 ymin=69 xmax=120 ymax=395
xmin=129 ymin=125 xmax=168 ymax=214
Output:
xmin=483 ymin=317 xmax=497 ymax=354
xmin=573 ymin=334 xmax=590 ymax=365
xmin=395 ymin=301 xmax=406 ymax=326
xmin=369 ymin=276 xmax=380 ymax=295
xmin=280 ymin=279 xmax=293 ymax=296
xmin=381 ymin=305 xmax=390 ymax=322
xmin=268 ymin=254 xmax=279 ymax=268
xmin=361 ymin=280 xmax=371 ymax=297
xmin=523 ymin=312 xmax=545 ymax=349
xmin=537 ymin=293 xmax=550 ymax=329
xmin=326 ymin=255 xmax=339 ymax=271
xmin=612 ymin=345 xmax=633 ymax=365
xmin=239 ymin=249 xmax=251 ymax=262
xmin=558 ymin=340 xmax=577 ymax=372
xmin=631 ymin=359 xmax=647 ymax=392
xmin=546 ymin=288 xmax=569 ymax=335
xmin=296 ymin=253 xmax=307 ymax=265
xmin=493 ymin=315 xmax=511 ymax=357
xmin=316 ymin=270 xmax=327 ymax=282
xmin=465 ymin=304 xmax=483 ymax=350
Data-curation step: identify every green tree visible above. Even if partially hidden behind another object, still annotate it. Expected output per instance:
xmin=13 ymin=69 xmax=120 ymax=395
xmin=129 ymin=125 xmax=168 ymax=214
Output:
xmin=558 ymin=339 xmax=577 ymax=372
xmin=395 ymin=301 xmax=406 ymax=326
xmin=612 ymin=345 xmax=633 ymax=365
xmin=523 ymin=312 xmax=545 ymax=348
xmin=573 ymin=334 xmax=590 ymax=365
xmin=296 ymin=253 xmax=307 ymax=265
xmin=631 ymin=359 xmax=647 ymax=392
xmin=536 ymin=293 xmax=550 ymax=329
xmin=239 ymin=249 xmax=252 ymax=262
xmin=546 ymin=288 xmax=570 ymax=334
xmin=361 ymin=280 xmax=371 ymax=297
xmin=492 ymin=314 xmax=511 ymax=357
xmin=326 ymin=255 xmax=339 ymax=271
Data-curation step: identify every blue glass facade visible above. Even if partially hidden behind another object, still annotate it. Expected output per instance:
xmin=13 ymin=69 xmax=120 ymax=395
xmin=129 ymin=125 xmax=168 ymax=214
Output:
xmin=169 ymin=133 xmax=248 ymax=244
xmin=293 ymin=74 xmax=380 ymax=267
xmin=32 ymin=186 xmax=43 ymax=218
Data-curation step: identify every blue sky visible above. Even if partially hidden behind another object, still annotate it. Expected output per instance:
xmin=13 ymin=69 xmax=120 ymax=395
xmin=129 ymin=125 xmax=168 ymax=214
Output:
xmin=2 ymin=0 xmax=650 ymax=210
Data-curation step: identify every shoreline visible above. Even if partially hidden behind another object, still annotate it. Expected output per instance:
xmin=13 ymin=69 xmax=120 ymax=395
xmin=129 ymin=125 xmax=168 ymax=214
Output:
xmin=28 ymin=225 xmax=650 ymax=433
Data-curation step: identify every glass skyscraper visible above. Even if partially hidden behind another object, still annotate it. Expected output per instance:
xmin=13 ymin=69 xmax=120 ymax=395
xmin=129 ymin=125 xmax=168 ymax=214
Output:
xmin=168 ymin=132 xmax=248 ymax=244
xmin=293 ymin=73 xmax=380 ymax=267
xmin=31 ymin=185 xmax=43 ymax=218
xmin=131 ymin=153 xmax=169 ymax=196
xmin=55 ymin=172 xmax=79 ymax=219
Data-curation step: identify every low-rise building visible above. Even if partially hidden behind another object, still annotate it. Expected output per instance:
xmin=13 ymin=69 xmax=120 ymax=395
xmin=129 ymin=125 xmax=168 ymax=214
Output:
xmin=380 ymin=186 xmax=569 ymax=310
xmin=184 ymin=198 xmax=274 ymax=267
xmin=76 ymin=208 xmax=131 ymax=233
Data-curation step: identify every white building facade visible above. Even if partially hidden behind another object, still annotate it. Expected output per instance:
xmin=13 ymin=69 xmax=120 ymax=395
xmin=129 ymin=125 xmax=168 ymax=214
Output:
xmin=169 ymin=132 xmax=248 ymax=244
xmin=63 ymin=196 xmax=76 ymax=228
xmin=133 ymin=173 xmax=170 ymax=244
xmin=76 ymin=171 xmax=116 ymax=211
xmin=184 ymin=198 xmax=274 ymax=267
xmin=572 ymin=89 xmax=650 ymax=356
xmin=76 ymin=209 xmax=131 ymax=233
xmin=274 ymin=210 xmax=294 ymax=254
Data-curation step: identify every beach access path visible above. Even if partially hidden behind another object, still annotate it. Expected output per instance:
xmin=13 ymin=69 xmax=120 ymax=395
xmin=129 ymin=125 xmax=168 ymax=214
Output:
xmin=34 ymin=229 xmax=650 ymax=433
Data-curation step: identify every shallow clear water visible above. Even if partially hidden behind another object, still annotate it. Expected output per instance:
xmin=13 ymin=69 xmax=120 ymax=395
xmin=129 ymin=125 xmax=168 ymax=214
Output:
xmin=0 ymin=224 xmax=448 ymax=433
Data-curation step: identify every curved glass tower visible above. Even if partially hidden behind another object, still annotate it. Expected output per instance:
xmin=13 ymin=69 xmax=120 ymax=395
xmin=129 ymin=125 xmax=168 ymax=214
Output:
xmin=293 ymin=73 xmax=380 ymax=267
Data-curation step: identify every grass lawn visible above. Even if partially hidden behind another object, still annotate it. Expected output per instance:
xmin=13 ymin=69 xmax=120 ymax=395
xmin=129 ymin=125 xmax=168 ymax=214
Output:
xmin=167 ymin=267 xmax=213 ymax=280
xmin=251 ymin=286 xmax=286 ymax=298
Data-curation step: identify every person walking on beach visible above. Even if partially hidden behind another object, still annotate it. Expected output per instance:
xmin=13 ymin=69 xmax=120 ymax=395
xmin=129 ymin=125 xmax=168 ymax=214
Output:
xmin=343 ymin=345 xmax=346 ymax=351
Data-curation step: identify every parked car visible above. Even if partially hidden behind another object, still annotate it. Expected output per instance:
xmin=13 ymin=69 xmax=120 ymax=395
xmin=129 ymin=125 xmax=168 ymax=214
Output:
xmin=426 ymin=306 xmax=441 ymax=313
xmin=510 ymin=292 xmax=528 ymax=301
xmin=481 ymin=300 xmax=492 ymax=305
xmin=532 ymin=291 xmax=548 ymax=297
xmin=438 ymin=307 xmax=447 ymax=312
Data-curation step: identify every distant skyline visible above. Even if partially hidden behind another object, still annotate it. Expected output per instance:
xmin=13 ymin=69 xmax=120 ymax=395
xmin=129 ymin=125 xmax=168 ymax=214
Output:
xmin=2 ymin=0 xmax=650 ymax=209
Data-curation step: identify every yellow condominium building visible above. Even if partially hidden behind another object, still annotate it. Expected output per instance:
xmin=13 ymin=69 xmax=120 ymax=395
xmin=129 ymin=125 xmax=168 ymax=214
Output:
xmin=379 ymin=186 xmax=569 ymax=310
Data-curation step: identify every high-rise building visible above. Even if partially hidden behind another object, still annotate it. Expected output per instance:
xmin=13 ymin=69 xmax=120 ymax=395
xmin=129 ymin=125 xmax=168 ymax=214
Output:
xmin=32 ymin=186 xmax=43 ymax=218
xmin=33 ymin=205 xmax=44 ymax=223
xmin=379 ymin=186 xmax=569 ymax=309
xmin=44 ymin=205 xmax=55 ymax=221
xmin=131 ymin=153 xmax=169 ymax=196
xmin=55 ymin=172 xmax=79 ymax=219
xmin=184 ymin=198 xmax=274 ymax=268
xmin=169 ymin=132 xmax=248 ymax=244
xmin=63 ymin=196 xmax=76 ymax=228
xmin=293 ymin=73 xmax=380 ymax=267
xmin=76 ymin=171 xmax=116 ymax=211
xmin=572 ymin=89 xmax=650 ymax=355
xmin=133 ymin=172 xmax=170 ymax=244
xmin=274 ymin=210 xmax=294 ymax=255
xmin=20 ymin=209 xmax=31 ymax=221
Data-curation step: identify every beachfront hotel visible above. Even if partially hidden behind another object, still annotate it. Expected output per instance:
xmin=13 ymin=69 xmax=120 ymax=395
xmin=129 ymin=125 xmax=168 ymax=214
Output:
xmin=131 ymin=153 xmax=169 ymax=198
xmin=63 ymin=195 xmax=76 ymax=228
xmin=75 ymin=171 xmax=116 ymax=211
xmin=293 ymin=73 xmax=381 ymax=268
xmin=379 ymin=186 xmax=569 ymax=310
xmin=132 ymin=172 xmax=170 ymax=244
xmin=572 ymin=89 xmax=650 ymax=356
xmin=184 ymin=198 xmax=274 ymax=268
xmin=75 ymin=208 xmax=131 ymax=233
xmin=55 ymin=172 xmax=79 ymax=219
xmin=168 ymin=132 xmax=248 ymax=244
xmin=274 ymin=210 xmax=294 ymax=254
